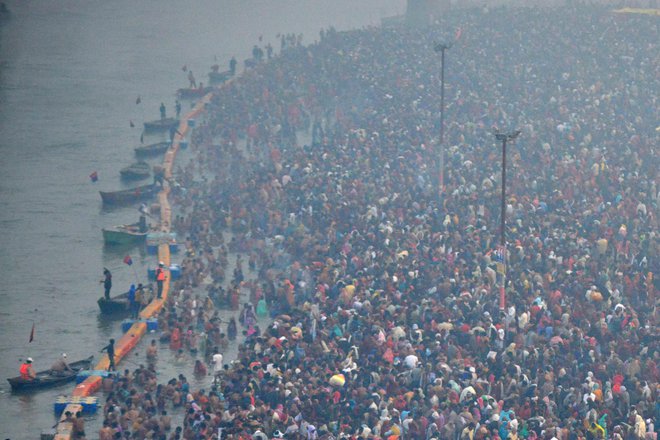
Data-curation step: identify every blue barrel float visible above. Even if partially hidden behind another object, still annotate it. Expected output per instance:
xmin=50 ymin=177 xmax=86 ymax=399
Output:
xmin=54 ymin=396 xmax=98 ymax=414
xmin=121 ymin=318 xmax=158 ymax=333
xmin=146 ymin=232 xmax=179 ymax=255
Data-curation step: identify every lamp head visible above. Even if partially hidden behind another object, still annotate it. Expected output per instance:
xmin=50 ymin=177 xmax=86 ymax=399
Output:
xmin=493 ymin=130 xmax=521 ymax=141
xmin=433 ymin=42 xmax=452 ymax=53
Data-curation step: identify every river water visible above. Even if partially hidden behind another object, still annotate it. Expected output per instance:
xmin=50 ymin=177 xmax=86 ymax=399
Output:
xmin=0 ymin=1 xmax=403 ymax=438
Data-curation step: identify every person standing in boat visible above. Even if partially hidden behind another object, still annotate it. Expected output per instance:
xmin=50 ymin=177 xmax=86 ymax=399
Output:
xmin=19 ymin=357 xmax=36 ymax=380
xmin=138 ymin=215 xmax=148 ymax=233
xmin=175 ymin=100 xmax=181 ymax=119
xmin=159 ymin=102 xmax=166 ymax=120
xmin=188 ymin=70 xmax=197 ymax=88
xmin=139 ymin=202 xmax=150 ymax=217
xmin=50 ymin=353 xmax=73 ymax=376
xmin=101 ymin=268 xmax=112 ymax=300
xmin=229 ymin=56 xmax=237 ymax=76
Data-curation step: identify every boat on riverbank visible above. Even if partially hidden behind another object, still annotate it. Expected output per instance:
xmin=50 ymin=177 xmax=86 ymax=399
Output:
xmin=177 ymin=86 xmax=213 ymax=99
xmin=120 ymin=161 xmax=151 ymax=180
xmin=97 ymin=291 xmax=130 ymax=315
xmin=102 ymin=224 xmax=148 ymax=245
xmin=7 ymin=356 xmax=94 ymax=392
xmin=134 ymin=141 xmax=170 ymax=158
xmin=208 ymin=70 xmax=232 ymax=84
xmin=99 ymin=183 xmax=159 ymax=206
xmin=143 ymin=117 xmax=178 ymax=133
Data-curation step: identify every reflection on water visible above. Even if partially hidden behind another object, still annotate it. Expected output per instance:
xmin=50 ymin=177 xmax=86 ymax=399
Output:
xmin=17 ymin=393 xmax=36 ymax=409
xmin=96 ymin=313 xmax=118 ymax=334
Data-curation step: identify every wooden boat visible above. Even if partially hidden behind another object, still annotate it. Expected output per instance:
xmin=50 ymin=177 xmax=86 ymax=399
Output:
xmin=134 ymin=141 xmax=170 ymax=158
xmin=120 ymin=161 xmax=151 ymax=180
xmin=102 ymin=224 xmax=148 ymax=245
xmin=99 ymin=183 xmax=159 ymax=206
xmin=97 ymin=290 xmax=130 ymax=315
xmin=143 ymin=117 xmax=178 ymax=133
xmin=176 ymin=86 xmax=213 ymax=99
xmin=208 ymin=70 xmax=232 ymax=85
xmin=7 ymin=356 xmax=94 ymax=392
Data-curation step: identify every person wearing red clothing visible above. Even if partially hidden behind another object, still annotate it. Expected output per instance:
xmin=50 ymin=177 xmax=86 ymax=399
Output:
xmin=156 ymin=262 xmax=167 ymax=299
xmin=19 ymin=357 xmax=36 ymax=380
xmin=170 ymin=327 xmax=182 ymax=351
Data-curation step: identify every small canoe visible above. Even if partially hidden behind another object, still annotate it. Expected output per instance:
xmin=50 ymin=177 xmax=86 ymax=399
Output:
xmin=102 ymin=225 xmax=148 ymax=245
xmin=143 ymin=117 xmax=179 ymax=133
xmin=98 ymin=291 xmax=130 ymax=315
xmin=100 ymin=183 xmax=159 ymax=206
xmin=7 ymin=356 xmax=94 ymax=392
xmin=208 ymin=70 xmax=232 ymax=85
xmin=120 ymin=161 xmax=151 ymax=180
xmin=134 ymin=141 xmax=170 ymax=158
xmin=177 ymin=86 xmax=213 ymax=99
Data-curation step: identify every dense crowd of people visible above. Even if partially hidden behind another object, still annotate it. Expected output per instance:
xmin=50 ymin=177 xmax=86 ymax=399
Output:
xmin=98 ymin=3 xmax=657 ymax=439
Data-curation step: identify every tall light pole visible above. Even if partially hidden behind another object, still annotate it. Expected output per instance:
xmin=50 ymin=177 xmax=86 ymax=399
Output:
xmin=494 ymin=129 xmax=521 ymax=310
xmin=434 ymin=42 xmax=451 ymax=195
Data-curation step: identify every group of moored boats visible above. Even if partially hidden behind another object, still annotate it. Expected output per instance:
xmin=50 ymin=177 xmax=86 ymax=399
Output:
xmin=4 ymin=122 xmax=175 ymax=394
xmin=102 ymin=125 xmax=174 ymax=208
xmin=100 ymin=113 xmax=177 ymax=250
xmin=8 ymin=71 xmax=228 ymax=394
xmin=96 ymin=117 xmax=170 ymax=321
xmin=103 ymin=67 xmax=234 ymax=210
xmin=99 ymin=111 xmax=185 ymax=315
xmin=6 ymin=118 xmax=175 ymax=393
xmin=7 ymin=69 xmax=229 ymax=399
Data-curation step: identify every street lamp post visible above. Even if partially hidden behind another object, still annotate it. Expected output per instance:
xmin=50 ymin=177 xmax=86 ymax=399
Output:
xmin=434 ymin=42 xmax=451 ymax=195
xmin=494 ymin=129 xmax=521 ymax=310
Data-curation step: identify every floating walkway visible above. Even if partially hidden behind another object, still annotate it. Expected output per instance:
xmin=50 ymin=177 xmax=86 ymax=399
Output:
xmin=53 ymin=93 xmax=214 ymax=440
xmin=612 ymin=7 xmax=660 ymax=16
